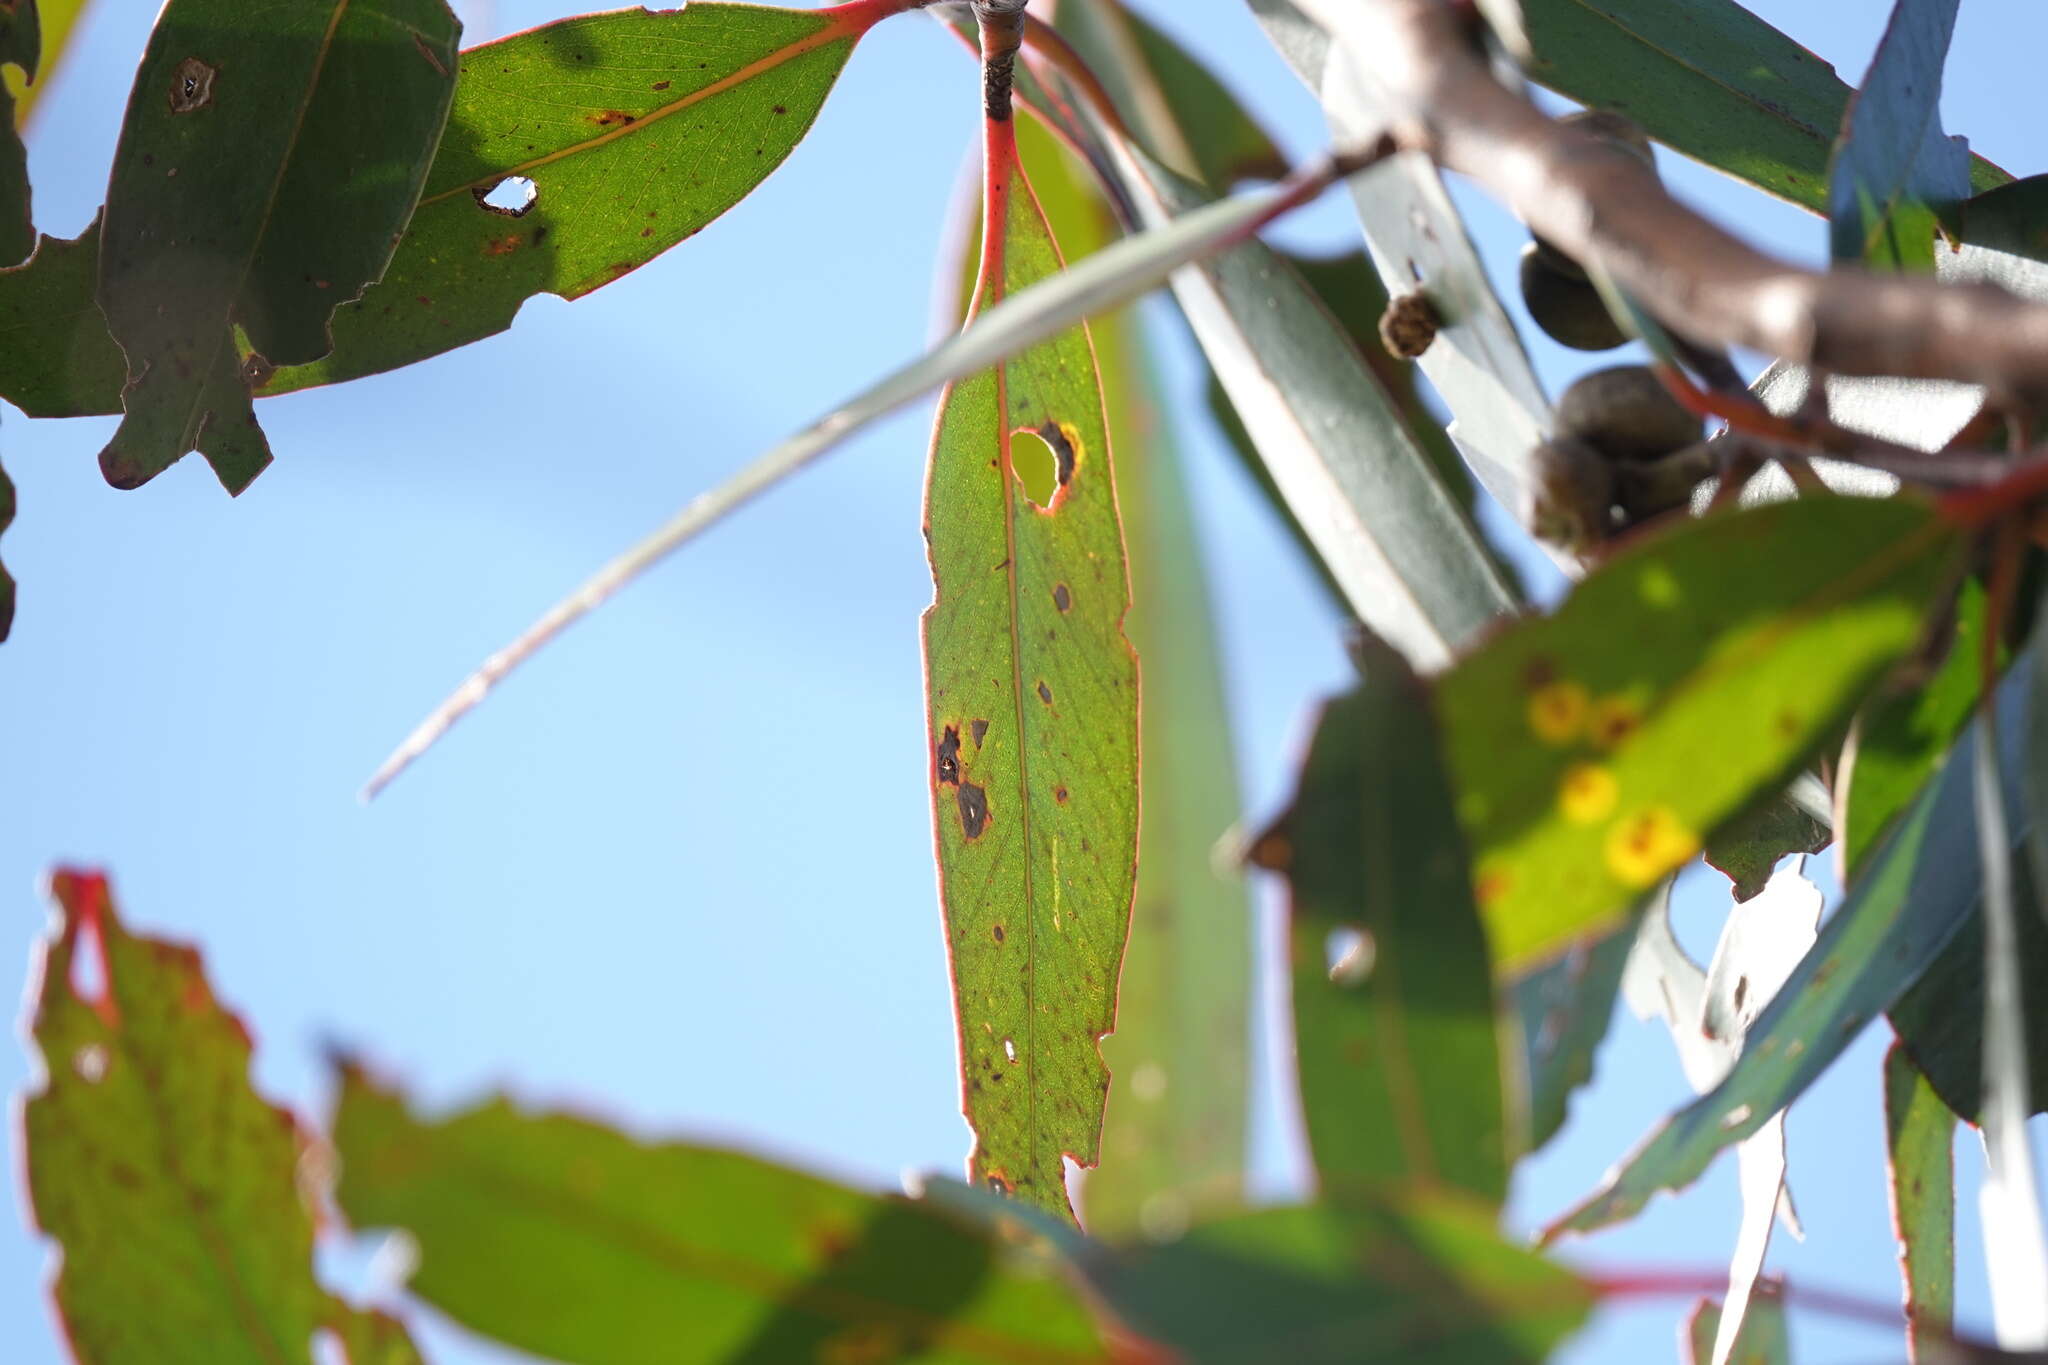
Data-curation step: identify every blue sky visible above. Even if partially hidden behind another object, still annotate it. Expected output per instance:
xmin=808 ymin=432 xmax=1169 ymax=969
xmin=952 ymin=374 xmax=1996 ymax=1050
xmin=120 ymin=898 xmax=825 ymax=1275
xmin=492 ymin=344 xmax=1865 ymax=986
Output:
xmin=3 ymin=1 xmax=2044 ymax=1361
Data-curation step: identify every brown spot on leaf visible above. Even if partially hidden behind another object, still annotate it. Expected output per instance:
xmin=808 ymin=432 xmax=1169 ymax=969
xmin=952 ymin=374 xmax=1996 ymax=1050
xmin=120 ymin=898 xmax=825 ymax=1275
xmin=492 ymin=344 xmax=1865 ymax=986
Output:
xmin=590 ymin=109 xmax=638 ymax=127
xmin=652 ymin=80 xmax=671 ymax=91
xmin=484 ymin=235 xmax=521 ymax=256
xmin=168 ymin=58 xmax=216 ymax=113
xmin=773 ymin=104 xmax=788 ymax=114
xmin=1036 ymin=681 xmax=1053 ymax=704
xmin=970 ymin=719 xmax=989 ymax=748
xmin=992 ymin=924 xmax=1005 ymax=943
xmin=936 ymin=726 xmax=961 ymax=786
xmin=238 ymin=353 xmax=276 ymax=390
xmin=1053 ymin=785 xmax=1068 ymax=804
xmin=1052 ymin=583 xmax=1071 ymax=612
xmin=958 ymin=783 xmax=989 ymax=838
xmin=1521 ymin=655 xmax=1557 ymax=691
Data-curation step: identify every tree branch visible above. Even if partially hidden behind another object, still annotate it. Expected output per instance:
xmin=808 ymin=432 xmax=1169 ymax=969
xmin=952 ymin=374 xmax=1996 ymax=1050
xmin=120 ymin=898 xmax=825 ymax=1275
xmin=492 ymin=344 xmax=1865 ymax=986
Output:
xmin=1295 ymin=0 xmax=2048 ymax=399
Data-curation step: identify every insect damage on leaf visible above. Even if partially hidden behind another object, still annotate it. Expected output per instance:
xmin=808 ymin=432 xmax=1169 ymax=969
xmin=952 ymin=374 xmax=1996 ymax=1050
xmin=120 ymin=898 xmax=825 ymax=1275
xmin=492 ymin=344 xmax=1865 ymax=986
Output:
xmin=920 ymin=63 xmax=1137 ymax=1220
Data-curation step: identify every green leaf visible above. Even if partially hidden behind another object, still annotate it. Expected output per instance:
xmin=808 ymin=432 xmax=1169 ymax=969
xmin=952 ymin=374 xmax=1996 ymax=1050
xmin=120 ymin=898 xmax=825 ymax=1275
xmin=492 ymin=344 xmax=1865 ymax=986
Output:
xmin=94 ymin=0 xmax=460 ymax=493
xmin=996 ymin=117 xmax=1250 ymax=1237
xmin=930 ymin=1181 xmax=1593 ymax=1364
xmin=0 ymin=0 xmax=36 ymax=267
xmin=1515 ymin=0 xmax=2007 ymax=214
xmin=1249 ymin=2 xmax=1556 ymax=551
xmin=21 ymin=869 xmax=421 ymax=1363
xmin=1263 ymin=639 xmax=1508 ymax=1205
xmin=0 ymin=219 xmax=125 ymax=417
xmin=267 ymin=1 xmax=877 ymax=398
xmin=1507 ymin=923 xmax=1631 ymax=1153
xmin=1884 ymin=1042 xmax=1955 ymax=1361
xmin=1048 ymin=0 xmax=1285 ymax=192
xmin=1825 ymin=0 xmax=1969 ymax=270
xmin=1845 ymin=581 xmax=1988 ymax=876
xmin=922 ymin=113 xmax=1137 ymax=1219
xmin=331 ymin=1066 xmax=1110 ymax=1364
xmin=1111 ymin=141 xmax=1519 ymax=667
xmin=1543 ymin=670 xmax=2023 ymax=1239
xmin=9 ymin=0 xmax=84 ymax=127
xmin=1683 ymin=1281 xmax=1790 ymax=1365
xmin=1439 ymin=495 xmax=1959 ymax=973
xmin=1889 ymin=853 xmax=2048 ymax=1121
xmin=1702 ymin=795 xmax=1830 ymax=903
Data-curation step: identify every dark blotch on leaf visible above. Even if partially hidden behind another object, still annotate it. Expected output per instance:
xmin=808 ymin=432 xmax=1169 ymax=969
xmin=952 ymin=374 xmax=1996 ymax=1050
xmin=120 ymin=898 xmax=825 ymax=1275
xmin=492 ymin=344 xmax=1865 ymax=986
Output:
xmin=168 ymin=57 xmax=216 ymax=113
xmin=971 ymin=718 xmax=989 ymax=748
xmin=936 ymin=726 xmax=961 ymax=786
xmin=1052 ymin=583 xmax=1071 ymax=613
xmin=958 ymin=782 xmax=989 ymax=839
xmin=992 ymin=924 xmax=1005 ymax=943
xmin=1036 ymin=681 xmax=1053 ymax=705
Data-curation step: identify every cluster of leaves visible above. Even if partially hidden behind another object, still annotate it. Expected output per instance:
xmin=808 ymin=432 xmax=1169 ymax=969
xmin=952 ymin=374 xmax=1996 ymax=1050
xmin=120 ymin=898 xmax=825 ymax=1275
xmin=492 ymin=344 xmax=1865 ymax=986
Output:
xmin=11 ymin=0 xmax=2048 ymax=1360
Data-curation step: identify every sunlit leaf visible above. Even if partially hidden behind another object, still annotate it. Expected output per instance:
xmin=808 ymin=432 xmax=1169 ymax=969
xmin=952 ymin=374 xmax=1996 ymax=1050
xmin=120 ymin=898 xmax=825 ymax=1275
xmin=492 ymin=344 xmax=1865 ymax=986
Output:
xmin=1518 ymin=0 xmax=2005 ymax=214
xmin=1439 ymin=495 xmax=1959 ymax=973
xmin=21 ymin=869 xmax=420 ymax=1363
xmin=1826 ymin=0 xmax=1969 ymax=271
xmin=1543 ymin=669 xmax=2025 ymax=1240
xmin=922 ymin=101 xmax=1136 ymax=1219
xmin=94 ymin=0 xmax=460 ymax=493
xmin=1884 ymin=1042 xmax=1955 ymax=1363
xmin=1684 ymin=1281 xmax=1790 ymax=1365
xmin=989 ymin=115 xmax=1250 ymax=1237
xmin=1261 ymin=637 xmax=1508 ymax=1205
xmin=0 ymin=0 xmax=36 ymax=266
xmin=332 ymin=1066 xmax=1111 ymax=1363
xmin=8 ymin=0 xmax=85 ymax=128
xmin=1844 ymin=581 xmax=1988 ymax=876
xmin=267 ymin=1 xmax=883 ymax=398
xmin=929 ymin=1180 xmax=1593 ymax=1365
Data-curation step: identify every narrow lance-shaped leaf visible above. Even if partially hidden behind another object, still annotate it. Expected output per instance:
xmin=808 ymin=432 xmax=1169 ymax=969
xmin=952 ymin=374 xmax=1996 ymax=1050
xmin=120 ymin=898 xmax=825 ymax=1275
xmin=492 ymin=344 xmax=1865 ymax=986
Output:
xmin=921 ymin=40 xmax=1137 ymax=1219
xmin=1885 ymin=1042 xmax=1956 ymax=1363
xmin=94 ymin=0 xmax=460 ymax=493
xmin=331 ymin=1065 xmax=1111 ymax=1364
xmin=360 ymin=148 xmax=1362 ymax=797
xmin=21 ymin=869 xmax=424 ymax=1363
xmin=1826 ymin=0 xmax=1969 ymax=271
xmin=1543 ymin=667 xmax=2027 ymax=1240
xmin=1967 ymin=686 xmax=2048 ymax=1349
xmin=1439 ymin=495 xmax=1959 ymax=973
xmin=925 ymin=1179 xmax=1595 ymax=1365
xmin=9 ymin=0 xmax=83 ymax=127
xmin=1256 ymin=636 xmax=1508 ymax=1206
xmin=1046 ymin=0 xmax=1285 ymax=192
xmin=0 ymin=0 xmax=37 ymax=267
xmin=981 ymin=115 xmax=1250 ymax=1236
xmin=1516 ymin=0 xmax=2005 ymax=214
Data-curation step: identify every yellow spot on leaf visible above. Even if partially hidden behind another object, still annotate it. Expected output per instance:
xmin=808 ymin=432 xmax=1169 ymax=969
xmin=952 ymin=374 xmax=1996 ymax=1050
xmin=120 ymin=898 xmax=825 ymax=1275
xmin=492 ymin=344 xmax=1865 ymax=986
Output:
xmin=1527 ymin=681 xmax=1590 ymax=745
xmin=1639 ymin=563 xmax=1681 ymax=607
xmin=1603 ymin=806 xmax=1700 ymax=887
xmin=1588 ymin=693 xmax=1645 ymax=749
xmin=1559 ymin=763 xmax=1619 ymax=824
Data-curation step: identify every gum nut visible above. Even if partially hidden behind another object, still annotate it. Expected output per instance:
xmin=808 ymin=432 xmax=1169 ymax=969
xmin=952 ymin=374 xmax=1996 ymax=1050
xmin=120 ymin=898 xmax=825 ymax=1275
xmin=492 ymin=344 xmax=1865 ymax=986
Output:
xmin=1520 ymin=243 xmax=1628 ymax=351
xmin=1555 ymin=365 xmax=1702 ymax=461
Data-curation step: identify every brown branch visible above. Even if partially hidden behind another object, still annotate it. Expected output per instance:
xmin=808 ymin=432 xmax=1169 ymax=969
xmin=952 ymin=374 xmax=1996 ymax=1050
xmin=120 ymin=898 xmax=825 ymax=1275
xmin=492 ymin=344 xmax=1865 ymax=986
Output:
xmin=1296 ymin=0 xmax=2048 ymax=399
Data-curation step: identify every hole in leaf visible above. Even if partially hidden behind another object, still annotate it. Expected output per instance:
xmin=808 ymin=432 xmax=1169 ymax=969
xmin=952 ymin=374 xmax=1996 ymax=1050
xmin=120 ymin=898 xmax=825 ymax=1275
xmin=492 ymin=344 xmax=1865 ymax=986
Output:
xmin=472 ymin=176 xmax=538 ymax=217
xmin=69 ymin=916 xmax=106 ymax=1003
xmin=1010 ymin=428 xmax=1059 ymax=508
xmin=168 ymin=57 xmax=216 ymax=113
xmin=1325 ymin=925 xmax=1376 ymax=985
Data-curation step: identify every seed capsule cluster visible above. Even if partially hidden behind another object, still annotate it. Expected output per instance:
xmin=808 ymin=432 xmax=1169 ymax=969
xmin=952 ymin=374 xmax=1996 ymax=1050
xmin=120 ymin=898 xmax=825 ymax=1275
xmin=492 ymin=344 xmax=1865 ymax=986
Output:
xmin=1530 ymin=366 xmax=1710 ymax=552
